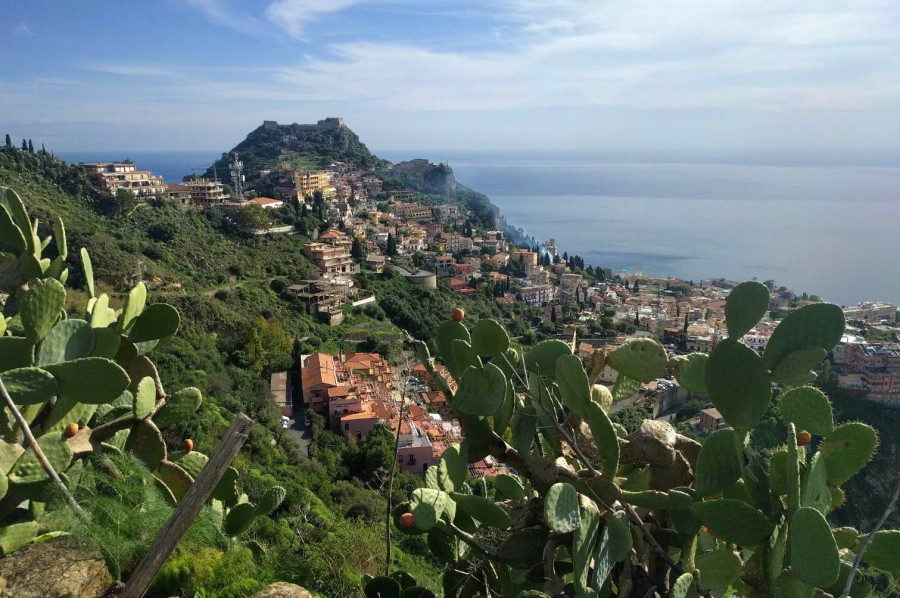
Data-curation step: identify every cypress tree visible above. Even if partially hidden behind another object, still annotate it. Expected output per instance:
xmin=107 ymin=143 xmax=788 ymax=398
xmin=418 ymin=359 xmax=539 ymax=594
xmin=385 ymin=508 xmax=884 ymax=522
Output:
xmin=4 ymin=134 xmax=10 ymax=148
xmin=21 ymin=139 xmax=27 ymax=151
xmin=27 ymin=139 xmax=33 ymax=153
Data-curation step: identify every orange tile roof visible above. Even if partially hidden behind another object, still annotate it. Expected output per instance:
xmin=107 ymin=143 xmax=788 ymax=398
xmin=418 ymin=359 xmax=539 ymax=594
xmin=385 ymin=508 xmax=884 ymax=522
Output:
xmin=249 ymin=197 xmax=281 ymax=205
xmin=301 ymin=353 xmax=338 ymax=389
xmin=327 ymin=386 xmax=351 ymax=398
xmin=320 ymin=229 xmax=347 ymax=239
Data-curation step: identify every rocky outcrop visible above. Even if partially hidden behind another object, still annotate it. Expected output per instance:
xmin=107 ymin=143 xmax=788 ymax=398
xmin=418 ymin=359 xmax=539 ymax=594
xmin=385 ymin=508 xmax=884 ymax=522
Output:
xmin=0 ymin=536 xmax=112 ymax=598
xmin=253 ymin=582 xmax=316 ymax=598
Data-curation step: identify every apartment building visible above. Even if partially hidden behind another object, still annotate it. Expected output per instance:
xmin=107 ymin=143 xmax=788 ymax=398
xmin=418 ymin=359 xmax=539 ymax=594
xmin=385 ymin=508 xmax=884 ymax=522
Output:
xmin=165 ymin=184 xmax=192 ymax=206
xmin=295 ymin=170 xmax=331 ymax=197
xmin=559 ymin=273 xmax=585 ymax=307
xmin=82 ymin=162 xmax=167 ymax=198
xmin=442 ymin=233 xmax=473 ymax=253
xmin=844 ymin=302 xmax=897 ymax=322
xmin=392 ymin=203 xmax=433 ymax=222
xmin=303 ymin=242 xmax=356 ymax=276
xmin=519 ymin=284 xmax=554 ymax=307
xmin=184 ymin=178 xmax=226 ymax=206
xmin=510 ymin=249 xmax=539 ymax=269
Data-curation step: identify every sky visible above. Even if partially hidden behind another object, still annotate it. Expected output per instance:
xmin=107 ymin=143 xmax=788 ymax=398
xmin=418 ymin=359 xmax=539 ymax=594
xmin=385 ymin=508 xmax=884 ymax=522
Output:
xmin=1 ymin=0 xmax=898 ymax=152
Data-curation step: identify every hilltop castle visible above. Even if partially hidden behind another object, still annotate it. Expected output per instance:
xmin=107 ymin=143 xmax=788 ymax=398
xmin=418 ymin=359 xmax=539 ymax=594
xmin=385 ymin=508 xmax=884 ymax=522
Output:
xmin=261 ymin=117 xmax=344 ymax=132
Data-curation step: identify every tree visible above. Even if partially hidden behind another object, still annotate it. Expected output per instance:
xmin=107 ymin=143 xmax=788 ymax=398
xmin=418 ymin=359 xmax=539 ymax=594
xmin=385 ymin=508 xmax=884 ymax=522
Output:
xmin=233 ymin=203 xmax=270 ymax=233
xmin=4 ymin=134 xmax=10 ymax=148
xmin=242 ymin=317 xmax=293 ymax=374
xmin=633 ymin=278 xmax=641 ymax=294
xmin=351 ymin=236 xmax=367 ymax=262
xmin=27 ymin=139 xmax=34 ymax=153
xmin=683 ymin=313 xmax=689 ymax=333
xmin=385 ymin=233 xmax=397 ymax=257
xmin=21 ymin=139 xmax=27 ymax=151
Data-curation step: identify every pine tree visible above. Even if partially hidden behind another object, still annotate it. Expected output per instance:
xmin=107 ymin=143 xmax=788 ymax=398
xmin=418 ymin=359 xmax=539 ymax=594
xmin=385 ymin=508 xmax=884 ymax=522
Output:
xmin=634 ymin=310 xmax=640 ymax=326
xmin=27 ymin=139 xmax=33 ymax=153
xmin=4 ymin=134 xmax=10 ymax=148
xmin=683 ymin=314 xmax=689 ymax=334
xmin=21 ymin=139 xmax=27 ymax=151
xmin=633 ymin=279 xmax=641 ymax=294
xmin=386 ymin=233 xmax=397 ymax=256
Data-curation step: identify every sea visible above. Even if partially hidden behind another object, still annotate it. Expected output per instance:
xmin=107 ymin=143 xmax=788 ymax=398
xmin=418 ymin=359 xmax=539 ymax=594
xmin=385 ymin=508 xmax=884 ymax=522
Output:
xmin=58 ymin=149 xmax=900 ymax=307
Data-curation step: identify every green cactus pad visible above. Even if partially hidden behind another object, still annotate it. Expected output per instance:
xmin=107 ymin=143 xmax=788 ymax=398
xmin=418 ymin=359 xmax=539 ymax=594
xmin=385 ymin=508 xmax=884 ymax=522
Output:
xmin=544 ymin=482 xmax=581 ymax=533
xmin=400 ymin=587 xmax=435 ymax=598
xmin=470 ymin=318 xmax=509 ymax=357
xmin=510 ymin=401 xmax=537 ymax=456
xmin=497 ymin=527 xmax=549 ymax=569
xmin=831 ymin=526 xmax=859 ymax=550
xmin=176 ymin=450 xmax=209 ymax=478
xmin=763 ymin=303 xmax=845 ymax=370
xmin=800 ymin=452 xmax=830 ymax=514
xmin=393 ymin=501 xmax=426 ymax=536
xmin=91 ymin=390 xmax=134 ymax=426
xmin=786 ymin=424 xmax=802 ymax=513
xmin=0 ymin=337 xmax=34 ymax=373
xmin=1 ymin=367 xmax=57 ymax=405
xmin=153 ymin=386 xmax=202 ymax=428
xmin=725 ymin=281 xmax=771 ymax=339
xmin=20 ymin=278 xmax=66 ymax=344
xmin=556 ymin=353 xmax=591 ymax=417
xmin=118 ymin=282 xmax=147 ymax=334
xmin=0 ymin=440 xmax=24 ymax=476
xmin=44 ymin=357 xmax=130 ymax=405
xmin=778 ymin=386 xmax=833 ymax=437
xmin=224 ymin=502 xmax=257 ymax=536
xmin=211 ymin=466 xmax=239 ymax=505
xmin=127 ymin=303 xmax=180 ymax=344
xmin=690 ymin=499 xmax=775 ymax=546
xmin=426 ymin=526 xmax=458 ymax=564
xmin=611 ymin=375 xmax=642 ymax=402
xmin=762 ymin=523 xmax=788 ymax=585
xmin=437 ymin=442 xmax=467 ymax=493
xmin=410 ymin=488 xmax=450 ymax=531
xmin=605 ymin=510 xmax=632 ymax=563
xmin=621 ymin=489 xmax=693 ymax=511
xmin=493 ymin=473 xmax=525 ymax=500
xmin=255 ymin=485 xmax=286 ymax=516
xmin=669 ymin=573 xmax=694 ymax=598
xmin=132 ymin=376 xmax=156 ymax=420
xmin=0 ymin=188 xmax=32 ymax=248
xmin=364 ymin=576 xmax=402 ymax=598
xmin=89 ymin=294 xmax=117 ymax=329
xmin=124 ymin=419 xmax=166 ymax=470
xmin=51 ymin=214 xmax=66 ymax=258
xmin=451 ymin=363 xmax=506 ymax=416
xmin=451 ymin=492 xmax=510 ymax=529
xmin=79 ymin=247 xmax=95 ymax=298
xmin=423 ymin=465 xmax=438 ymax=490
xmin=695 ymin=548 xmax=742 ymax=597
xmin=157 ymin=460 xmax=193 ymax=501
xmin=669 ymin=353 xmax=708 ymax=395
xmin=862 ymin=530 xmax=900 ymax=573
xmin=0 ymin=203 xmax=26 ymax=253
xmin=695 ymin=428 xmax=742 ymax=497
xmin=825 ymin=563 xmax=874 ymax=598
xmin=8 ymin=432 xmax=73 ymax=489
xmin=771 ymin=346 xmax=827 ymax=387
xmin=705 ymin=339 xmax=772 ymax=431
xmin=89 ymin=328 xmax=121 ymax=359
xmin=790 ymin=507 xmax=840 ymax=588
xmin=584 ymin=401 xmax=619 ymax=476
xmin=435 ymin=320 xmax=471 ymax=379
xmin=524 ymin=339 xmax=571 ymax=379
xmin=819 ymin=422 xmax=877 ymax=485
xmin=606 ymin=338 xmax=667 ymax=383
xmin=772 ymin=571 xmax=815 ymax=597
xmin=36 ymin=319 xmax=94 ymax=367
xmin=493 ymin=380 xmax=514 ymax=435
xmin=590 ymin=383 xmax=613 ymax=412
xmin=0 ymin=520 xmax=39 ymax=556
xmin=450 ymin=339 xmax=481 ymax=375
xmin=573 ymin=499 xmax=599 ymax=594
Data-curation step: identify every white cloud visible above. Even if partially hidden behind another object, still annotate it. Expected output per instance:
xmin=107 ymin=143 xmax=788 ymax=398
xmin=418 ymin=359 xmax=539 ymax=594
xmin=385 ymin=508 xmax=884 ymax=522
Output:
xmin=180 ymin=0 xmax=265 ymax=35
xmin=265 ymin=0 xmax=365 ymax=39
xmin=92 ymin=65 xmax=179 ymax=77
xmin=17 ymin=22 xmax=33 ymax=37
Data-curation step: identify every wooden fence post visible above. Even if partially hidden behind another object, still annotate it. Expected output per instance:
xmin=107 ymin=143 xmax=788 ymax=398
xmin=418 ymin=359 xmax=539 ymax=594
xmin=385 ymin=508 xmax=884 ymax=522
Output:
xmin=120 ymin=413 xmax=253 ymax=598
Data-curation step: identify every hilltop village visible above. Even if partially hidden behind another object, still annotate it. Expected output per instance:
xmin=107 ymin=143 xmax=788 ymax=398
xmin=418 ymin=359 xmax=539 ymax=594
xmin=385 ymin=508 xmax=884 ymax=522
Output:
xmin=66 ymin=119 xmax=900 ymax=476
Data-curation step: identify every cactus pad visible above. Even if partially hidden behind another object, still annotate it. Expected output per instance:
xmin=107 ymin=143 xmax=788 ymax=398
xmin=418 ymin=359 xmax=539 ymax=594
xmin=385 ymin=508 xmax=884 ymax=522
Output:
xmin=156 ymin=460 xmax=193 ymax=502
xmin=451 ymin=363 xmax=506 ymax=416
xmin=771 ymin=346 xmax=827 ymax=387
xmin=690 ymin=499 xmax=774 ymax=546
xmin=1 ymin=367 xmax=57 ymax=405
xmin=668 ymin=353 xmax=708 ymax=395
xmin=556 ymin=353 xmax=591 ymax=417
xmin=763 ymin=303 xmax=845 ymax=370
xmin=36 ymin=319 xmax=94 ymax=366
xmin=493 ymin=473 xmax=525 ymax=500
xmin=606 ymin=338 xmax=667 ymax=383
xmin=544 ymin=482 xmax=581 ymax=533
xmin=725 ymin=281 xmax=770 ymax=339
xmin=786 ymin=424 xmax=802 ymax=513
xmin=80 ymin=247 xmax=95 ymax=298
xmin=524 ymin=339 xmax=571 ymax=379
xmin=437 ymin=442 xmax=467 ymax=493
xmin=670 ymin=573 xmax=694 ymax=598
xmin=584 ymin=401 xmax=619 ymax=476
xmin=223 ymin=502 xmax=257 ymax=536
xmin=20 ymin=278 xmax=66 ymax=344
xmin=790 ymin=507 xmax=840 ymax=588
xmin=212 ymin=466 xmax=239 ymax=505
xmin=176 ymin=450 xmax=209 ymax=478
xmin=621 ymin=489 xmax=693 ymax=511
xmin=611 ymin=374 xmax=641 ymax=402
xmin=695 ymin=428 xmax=742 ymax=497
xmin=573 ymin=500 xmax=599 ymax=594
xmin=819 ymin=422 xmax=877 ymax=485
xmin=800 ymin=452 xmax=830 ymax=514
xmin=695 ymin=549 xmax=742 ymax=597
xmin=89 ymin=328 xmax=121 ymax=359
xmin=705 ymin=339 xmax=772 ymax=431
xmin=0 ymin=337 xmax=33 ymax=373
xmin=153 ymin=386 xmax=202 ymax=428
xmin=450 ymin=339 xmax=481 ymax=374
xmin=435 ymin=320 xmax=471 ymax=379
xmin=0 ymin=520 xmax=39 ymax=556
xmin=127 ymin=303 xmax=180 ymax=344
xmin=451 ymin=492 xmax=509 ymax=529
xmin=132 ymin=376 xmax=156 ymax=420
xmin=410 ymin=488 xmax=450 ymax=531
xmin=8 ymin=432 xmax=73 ymax=490
xmin=124 ymin=419 xmax=166 ymax=470
xmin=778 ymin=386 xmax=833 ymax=437
xmin=497 ymin=527 xmax=549 ymax=569
xmin=118 ymin=282 xmax=146 ymax=334
xmin=590 ymin=383 xmax=613 ymax=412
xmin=89 ymin=294 xmax=117 ymax=329
xmin=862 ymin=530 xmax=900 ymax=573
xmin=364 ymin=576 xmax=402 ymax=598
xmin=470 ymin=318 xmax=509 ymax=357
xmin=0 ymin=204 xmax=26 ymax=253
xmin=44 ymin=357 xmax=130 ymax=404
xmin=254 ymin=485 xmax=286 ymax=516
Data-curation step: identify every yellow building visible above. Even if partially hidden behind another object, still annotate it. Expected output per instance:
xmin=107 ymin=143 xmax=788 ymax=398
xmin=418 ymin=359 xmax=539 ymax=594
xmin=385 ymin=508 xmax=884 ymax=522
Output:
xmin=295 ymin=170 xmax=331 ymax=197
xmin=82 ymin=162 xmax=166 ymax=198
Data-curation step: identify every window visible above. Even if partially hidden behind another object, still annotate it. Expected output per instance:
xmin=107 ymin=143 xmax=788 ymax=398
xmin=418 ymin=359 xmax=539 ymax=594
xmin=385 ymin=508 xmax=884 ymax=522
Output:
xmin=344 ymin=423 xmax=350 ymax=431
xmin=356 ymin=432 xmax=362 ymax=440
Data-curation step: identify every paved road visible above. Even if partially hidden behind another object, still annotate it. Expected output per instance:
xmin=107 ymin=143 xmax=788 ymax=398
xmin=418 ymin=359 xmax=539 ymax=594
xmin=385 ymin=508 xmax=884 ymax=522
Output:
xmin=285 ymin=414 xmax=312 ymax=455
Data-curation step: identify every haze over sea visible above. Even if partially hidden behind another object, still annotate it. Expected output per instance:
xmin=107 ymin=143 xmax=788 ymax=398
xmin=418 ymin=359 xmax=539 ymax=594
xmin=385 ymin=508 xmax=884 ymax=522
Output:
xmin=59 ymin=149 xmax=900 ymax=307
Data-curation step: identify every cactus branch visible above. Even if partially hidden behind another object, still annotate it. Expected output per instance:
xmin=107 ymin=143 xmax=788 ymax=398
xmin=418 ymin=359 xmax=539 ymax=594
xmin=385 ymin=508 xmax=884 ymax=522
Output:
xmin=841 ymin=476 xmax=900 ymax=598
xmin=0 ymin=373 xmax=89 ymax=525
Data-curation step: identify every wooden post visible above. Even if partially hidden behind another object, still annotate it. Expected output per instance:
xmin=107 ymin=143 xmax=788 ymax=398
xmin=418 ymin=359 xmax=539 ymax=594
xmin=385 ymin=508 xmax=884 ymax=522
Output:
xmin=120 ymin=413 xmax=253 ymax=598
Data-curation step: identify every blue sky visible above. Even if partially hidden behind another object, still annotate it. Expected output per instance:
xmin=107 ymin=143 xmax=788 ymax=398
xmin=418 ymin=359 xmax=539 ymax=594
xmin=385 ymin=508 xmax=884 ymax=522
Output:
xmin=1 ymin=0 xmax=898 ymax=152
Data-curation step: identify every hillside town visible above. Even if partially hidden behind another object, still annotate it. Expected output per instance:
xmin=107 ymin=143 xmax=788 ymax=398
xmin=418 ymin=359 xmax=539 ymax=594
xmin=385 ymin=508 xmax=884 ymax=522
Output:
xmin=76 ymin=120 xmax=900 ymax=478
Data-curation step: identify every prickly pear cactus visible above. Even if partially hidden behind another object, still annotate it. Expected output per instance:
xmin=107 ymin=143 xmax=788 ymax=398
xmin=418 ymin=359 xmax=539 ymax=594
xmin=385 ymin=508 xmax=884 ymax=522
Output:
xmin=385 ymin=288 xmax=898 ymax=598
xmin=0 ymin=190 xmax=257 ymax=557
